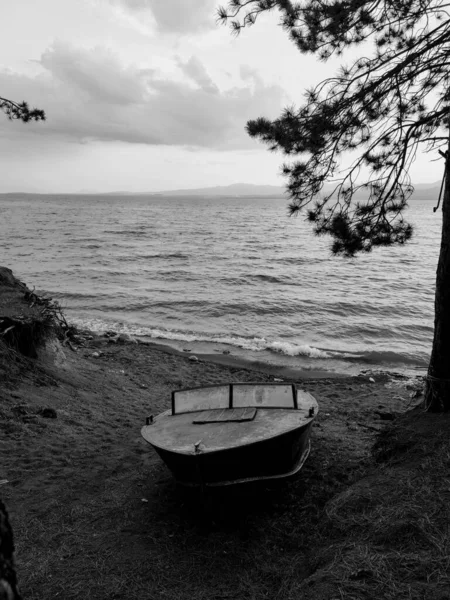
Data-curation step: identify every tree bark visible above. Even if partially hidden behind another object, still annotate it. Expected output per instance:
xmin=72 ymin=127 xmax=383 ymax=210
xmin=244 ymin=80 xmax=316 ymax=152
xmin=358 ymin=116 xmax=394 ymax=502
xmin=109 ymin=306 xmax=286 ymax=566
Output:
xmin=0 ymin=500 xmax=22 ymax=600
xmin=425 ymin=145 xmax=450 ymax=412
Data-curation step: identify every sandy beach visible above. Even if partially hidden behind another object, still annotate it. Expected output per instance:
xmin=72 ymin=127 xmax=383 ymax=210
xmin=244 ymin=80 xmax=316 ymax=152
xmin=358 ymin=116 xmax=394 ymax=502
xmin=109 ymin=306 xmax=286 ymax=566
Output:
xmin=1 ymin=315 xmax=429 ymax=599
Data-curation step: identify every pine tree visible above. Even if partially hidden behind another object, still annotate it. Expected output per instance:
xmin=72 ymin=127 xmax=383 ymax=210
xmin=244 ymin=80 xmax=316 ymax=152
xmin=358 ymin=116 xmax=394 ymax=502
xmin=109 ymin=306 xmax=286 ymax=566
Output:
xmin=219 ymin=0 xmax=450 ymax=411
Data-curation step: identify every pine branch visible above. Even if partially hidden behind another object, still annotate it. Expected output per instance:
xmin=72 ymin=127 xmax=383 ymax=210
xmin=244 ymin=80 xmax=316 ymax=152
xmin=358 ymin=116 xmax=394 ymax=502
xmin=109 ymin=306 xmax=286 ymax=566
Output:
xmin=221 ymin=0 xmax=450 ymax=254
xmin=0 ymin=96 xmax=46 ymax=122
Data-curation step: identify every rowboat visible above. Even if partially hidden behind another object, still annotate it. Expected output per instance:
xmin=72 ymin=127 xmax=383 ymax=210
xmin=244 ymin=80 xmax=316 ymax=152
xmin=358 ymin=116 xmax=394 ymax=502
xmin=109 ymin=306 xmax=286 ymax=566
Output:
xmin=141 ymin=382 xmax=318 ymax=487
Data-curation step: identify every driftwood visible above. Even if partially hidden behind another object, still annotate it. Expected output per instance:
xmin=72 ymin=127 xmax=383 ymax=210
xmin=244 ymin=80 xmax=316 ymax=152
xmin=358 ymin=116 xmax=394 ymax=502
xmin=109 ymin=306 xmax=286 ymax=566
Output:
xmin=0 ymin=500 xmax=21 ymax=600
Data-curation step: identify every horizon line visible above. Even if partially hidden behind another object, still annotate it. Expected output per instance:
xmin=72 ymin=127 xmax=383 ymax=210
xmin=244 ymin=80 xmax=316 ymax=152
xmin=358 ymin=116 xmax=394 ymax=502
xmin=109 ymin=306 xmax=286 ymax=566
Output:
xmin=0 ymin=180 xmax=442 ymax=196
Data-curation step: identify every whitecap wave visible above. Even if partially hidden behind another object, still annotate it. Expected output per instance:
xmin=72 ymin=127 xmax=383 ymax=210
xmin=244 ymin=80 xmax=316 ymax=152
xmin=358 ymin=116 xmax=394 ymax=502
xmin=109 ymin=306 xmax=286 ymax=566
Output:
xmin=69 ymin=317 xmax=330 ymax=359
xmin=71 ymin=318 xmax=425 ymax=365
xmin=266 ymin=340 xmax=330 ymax=358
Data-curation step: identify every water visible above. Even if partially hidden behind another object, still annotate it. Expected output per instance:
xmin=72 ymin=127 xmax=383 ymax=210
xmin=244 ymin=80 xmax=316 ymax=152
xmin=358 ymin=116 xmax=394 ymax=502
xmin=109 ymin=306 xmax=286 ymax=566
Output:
xmin=0 ymin=193 xmax=442 ymax=375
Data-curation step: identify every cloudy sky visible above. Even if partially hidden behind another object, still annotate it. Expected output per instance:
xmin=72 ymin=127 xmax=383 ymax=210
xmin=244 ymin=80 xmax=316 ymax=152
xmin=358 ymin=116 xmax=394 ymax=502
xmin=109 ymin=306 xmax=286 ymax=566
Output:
xmin=0 ymin=0 xmax=444 ymax=193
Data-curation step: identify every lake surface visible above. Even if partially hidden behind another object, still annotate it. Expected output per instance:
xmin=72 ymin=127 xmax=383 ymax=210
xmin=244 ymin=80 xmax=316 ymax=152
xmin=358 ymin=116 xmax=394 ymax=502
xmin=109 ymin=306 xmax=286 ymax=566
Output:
xmin=0 ymin=193 xmax=442 ymax=375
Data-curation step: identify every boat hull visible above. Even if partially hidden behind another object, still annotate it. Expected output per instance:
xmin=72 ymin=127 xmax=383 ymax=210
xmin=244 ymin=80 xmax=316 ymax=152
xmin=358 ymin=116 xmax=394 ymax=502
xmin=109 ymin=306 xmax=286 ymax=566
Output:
xmin=151 ymin=420 xmax=313 ymax=487
xmin=141 ymin=382 xmax=318 ymax=487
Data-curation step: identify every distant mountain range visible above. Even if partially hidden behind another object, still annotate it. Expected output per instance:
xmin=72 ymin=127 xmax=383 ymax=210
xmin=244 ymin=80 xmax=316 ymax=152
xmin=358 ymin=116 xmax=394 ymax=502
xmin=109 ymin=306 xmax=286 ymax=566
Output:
xmin=144 ymin=181 xmax=443 ymax=201
xmin=2 ymin=181 xmax=444 ymax=199
xmin=105 ymin=183 xmax=287 ymax=198
xmin=156 ymin=183 xmax=287 ymax=197
xmin=406 ymin=181 xmax=443 ymax=201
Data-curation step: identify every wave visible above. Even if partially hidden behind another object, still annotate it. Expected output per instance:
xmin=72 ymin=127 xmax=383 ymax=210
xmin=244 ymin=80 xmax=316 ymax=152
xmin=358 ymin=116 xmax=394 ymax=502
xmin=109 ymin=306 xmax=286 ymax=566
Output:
xmin=69 ymin=317 xmax=330 ymax=359
xmin=103 ymin=228 xmax=152 ymax=236
xmin=5 ymin=193 xmax=438 ymax=378
xmin=265 ymin=340 xmax=330 ymax=358
xmin=246 ymin=274 xmax=289 ymax=284
xmin=329 ymin=348 xmax=428 ymax=367
xmin=117 ymin=252 xmax=190 ymax=261
xmin=69 ymin=316 xmax=428 ymax=368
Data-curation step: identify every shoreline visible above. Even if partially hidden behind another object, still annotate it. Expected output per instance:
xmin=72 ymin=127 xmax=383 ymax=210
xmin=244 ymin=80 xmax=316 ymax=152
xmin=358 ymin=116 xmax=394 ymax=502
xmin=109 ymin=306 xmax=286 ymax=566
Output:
xmin=136 ymin=338 xmax=351 ymax=380
xmin=76 ymin=329 xmax=425 ymax=396
xmin=66 ymin=311 xmax=428 ymax=382
xmin=90 ymin=328 xmax=427 ymax=384
xmin=66 ymin=313 xmax=429 ymax=381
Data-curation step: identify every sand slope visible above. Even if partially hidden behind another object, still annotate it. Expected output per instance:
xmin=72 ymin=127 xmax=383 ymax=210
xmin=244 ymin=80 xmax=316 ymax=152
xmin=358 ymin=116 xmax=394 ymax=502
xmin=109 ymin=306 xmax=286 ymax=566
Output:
xmin=0 ymin=328 xmax=420 ymax=600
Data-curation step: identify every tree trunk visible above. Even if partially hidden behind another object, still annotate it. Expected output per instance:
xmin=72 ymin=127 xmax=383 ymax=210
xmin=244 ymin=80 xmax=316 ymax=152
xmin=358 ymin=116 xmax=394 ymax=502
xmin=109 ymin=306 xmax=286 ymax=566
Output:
xmin=0 ymin=500 xmax=22 ymax=600
xmin=425 ymin=147 xmax=450 ymax=412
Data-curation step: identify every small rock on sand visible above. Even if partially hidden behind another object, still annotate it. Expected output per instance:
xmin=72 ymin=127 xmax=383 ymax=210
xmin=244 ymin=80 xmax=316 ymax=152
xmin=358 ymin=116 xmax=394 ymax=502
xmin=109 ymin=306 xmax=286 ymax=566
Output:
xmin=189 ymin=355 xmax=199 ymax=362
xmin=39 ymin=407 xmax=57 ymax=419
xmin=110 ymin=333 xmax=138 ymax=344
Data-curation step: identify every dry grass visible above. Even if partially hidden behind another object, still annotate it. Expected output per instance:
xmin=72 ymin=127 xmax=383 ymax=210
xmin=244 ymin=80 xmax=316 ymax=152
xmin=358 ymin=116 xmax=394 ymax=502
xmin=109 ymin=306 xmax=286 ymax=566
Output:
xmin=298 ymin=409 xmax=450 ymax=600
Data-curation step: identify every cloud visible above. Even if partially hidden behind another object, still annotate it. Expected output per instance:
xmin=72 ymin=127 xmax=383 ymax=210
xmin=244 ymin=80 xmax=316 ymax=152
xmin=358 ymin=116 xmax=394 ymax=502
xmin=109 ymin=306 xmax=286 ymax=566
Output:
xmin=40 ymin=42 xmax=148 ymax=105
xmin=177 ymin=56 xmax=218 ymax=94
xmin=109 ymin=0 xmax=217 ymax=33
xmin=0 ymin=43 xmax=285 ymax=149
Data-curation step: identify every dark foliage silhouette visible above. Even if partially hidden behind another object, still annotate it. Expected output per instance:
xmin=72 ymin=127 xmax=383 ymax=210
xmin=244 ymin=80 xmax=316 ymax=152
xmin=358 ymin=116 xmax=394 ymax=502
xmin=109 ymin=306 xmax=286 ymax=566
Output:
xmin=0 ymin=96 xmax=45 ymax=123
xmin=219 ymin=0 xmax=450 ymax=410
